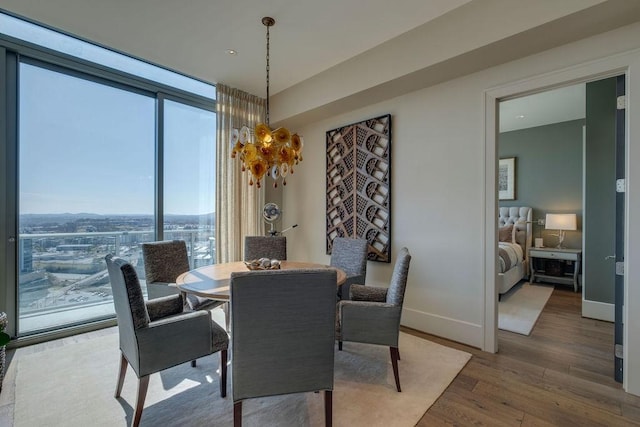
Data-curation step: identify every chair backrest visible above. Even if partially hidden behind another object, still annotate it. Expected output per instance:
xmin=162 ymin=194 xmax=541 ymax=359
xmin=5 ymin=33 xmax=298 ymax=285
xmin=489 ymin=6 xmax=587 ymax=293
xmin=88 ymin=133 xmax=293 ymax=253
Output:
xmin=105 ymin=255 xmax=149 ymax=371
xmin=230 ymin=269 xmax=336 ymax=401
xmin=142 ymin=240 xmax=190 ymax=284
xmin=329 ymin=237 xmax=368 ymax=277
xmin=243 ymin=236 xmax=287 ymax=261
xmin=386 ymin=248 xmax=411 ymax=307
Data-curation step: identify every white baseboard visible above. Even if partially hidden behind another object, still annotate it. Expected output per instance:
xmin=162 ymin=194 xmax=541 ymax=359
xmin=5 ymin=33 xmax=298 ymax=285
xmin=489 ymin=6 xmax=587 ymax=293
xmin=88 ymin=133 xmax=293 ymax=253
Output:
xmin=582 ymin=298 xmax=614 ymax=322
xmin=402 ymin=307 xmax=483 ymax=349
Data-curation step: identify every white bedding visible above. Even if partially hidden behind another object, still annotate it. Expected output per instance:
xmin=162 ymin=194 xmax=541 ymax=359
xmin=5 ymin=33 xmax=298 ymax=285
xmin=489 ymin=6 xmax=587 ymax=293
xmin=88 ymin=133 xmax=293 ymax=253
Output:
xmin=498 ymin=241 xmax=524 ymax=273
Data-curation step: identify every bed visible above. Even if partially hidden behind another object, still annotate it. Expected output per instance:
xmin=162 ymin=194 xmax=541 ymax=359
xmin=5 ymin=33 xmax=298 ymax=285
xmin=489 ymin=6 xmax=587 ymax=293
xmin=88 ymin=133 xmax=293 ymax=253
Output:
xmin=498 ymin=206 xmax=532 ymax=296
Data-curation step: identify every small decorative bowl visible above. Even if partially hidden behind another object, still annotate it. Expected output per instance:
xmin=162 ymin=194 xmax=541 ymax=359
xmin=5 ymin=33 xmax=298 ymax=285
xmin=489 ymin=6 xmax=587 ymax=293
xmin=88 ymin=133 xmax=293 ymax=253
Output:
xmin=244 ymin=258 xmax=281 ymax=270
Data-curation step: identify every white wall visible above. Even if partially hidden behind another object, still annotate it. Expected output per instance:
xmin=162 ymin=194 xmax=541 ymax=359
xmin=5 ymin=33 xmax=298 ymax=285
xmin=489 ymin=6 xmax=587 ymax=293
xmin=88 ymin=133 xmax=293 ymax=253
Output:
xmin=281 ymin=22 xmax=640 ymax=394
xmin=284 ymin=80 xmax=487 ymax=346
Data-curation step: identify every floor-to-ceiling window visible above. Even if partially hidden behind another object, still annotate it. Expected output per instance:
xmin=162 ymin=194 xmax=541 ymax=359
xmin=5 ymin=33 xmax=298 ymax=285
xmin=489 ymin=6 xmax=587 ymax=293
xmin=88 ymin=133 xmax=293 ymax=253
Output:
xmin=1 ymin=12 xmax=217 ymax=339
xmin=18 ymin=61 xmax=156 ymax=333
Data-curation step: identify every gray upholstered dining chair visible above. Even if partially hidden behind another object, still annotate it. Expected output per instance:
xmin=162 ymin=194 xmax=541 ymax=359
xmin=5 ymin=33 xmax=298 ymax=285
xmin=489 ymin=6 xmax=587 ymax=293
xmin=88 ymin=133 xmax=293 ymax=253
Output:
xmin=243 ymin=235 xmax=287 ymax=261
xmin=329 ymin=237 xmax=368 ymax=300
xmin=230 ymin=269 xmax=336 ymax=427
xmin=336 ymin=247 xmax=411 ymax=392
xmin=105 ymin=255 xmax=228 ymax=427
xmin=142 ymin=240 xmax=226 ymax=320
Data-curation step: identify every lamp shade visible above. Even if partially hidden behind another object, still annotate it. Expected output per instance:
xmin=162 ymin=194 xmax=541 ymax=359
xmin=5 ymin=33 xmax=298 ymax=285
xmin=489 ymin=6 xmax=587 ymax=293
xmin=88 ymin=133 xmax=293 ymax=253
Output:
xmin=545 ymin=213 xmax=577 ymax=231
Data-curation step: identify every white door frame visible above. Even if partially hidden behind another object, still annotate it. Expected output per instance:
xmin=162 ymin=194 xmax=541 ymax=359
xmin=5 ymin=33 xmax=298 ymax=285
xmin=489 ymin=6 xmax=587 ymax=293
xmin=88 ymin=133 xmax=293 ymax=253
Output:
xmin=483 ymin=48 xmax=640 ymax=395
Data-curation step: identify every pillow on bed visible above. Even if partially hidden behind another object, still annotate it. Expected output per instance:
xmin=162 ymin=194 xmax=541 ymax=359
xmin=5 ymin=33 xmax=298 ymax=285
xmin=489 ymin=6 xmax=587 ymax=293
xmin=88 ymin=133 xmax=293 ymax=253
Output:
xmin=498 ymin=224 xmax=514 ymax=242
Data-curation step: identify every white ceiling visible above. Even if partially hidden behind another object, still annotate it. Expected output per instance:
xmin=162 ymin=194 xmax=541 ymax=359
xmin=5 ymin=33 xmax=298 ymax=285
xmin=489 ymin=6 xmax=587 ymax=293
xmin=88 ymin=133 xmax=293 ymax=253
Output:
xmin=499 ymin=83 xmax=586 ymax=133
xmin=0 ymin=0 xmax=472 ymax=97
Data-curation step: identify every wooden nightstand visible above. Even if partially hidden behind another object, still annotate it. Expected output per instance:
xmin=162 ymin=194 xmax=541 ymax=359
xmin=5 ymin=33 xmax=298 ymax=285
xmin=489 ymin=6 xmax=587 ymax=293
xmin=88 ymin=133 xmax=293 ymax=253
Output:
xmin=528 ymin=247 xmax=582 ymax=292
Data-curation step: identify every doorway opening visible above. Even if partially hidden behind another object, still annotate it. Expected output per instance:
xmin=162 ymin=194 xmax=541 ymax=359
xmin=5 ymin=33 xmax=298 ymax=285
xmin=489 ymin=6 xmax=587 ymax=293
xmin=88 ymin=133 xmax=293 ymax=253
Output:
xmin=495 ymin=75 xmax=624 ymax=383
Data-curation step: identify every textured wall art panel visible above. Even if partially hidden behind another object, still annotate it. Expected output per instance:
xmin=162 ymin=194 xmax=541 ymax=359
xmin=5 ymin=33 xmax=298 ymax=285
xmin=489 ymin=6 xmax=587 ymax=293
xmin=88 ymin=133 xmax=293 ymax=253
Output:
xmin=326 ymin=114 xmax=391 ymax=262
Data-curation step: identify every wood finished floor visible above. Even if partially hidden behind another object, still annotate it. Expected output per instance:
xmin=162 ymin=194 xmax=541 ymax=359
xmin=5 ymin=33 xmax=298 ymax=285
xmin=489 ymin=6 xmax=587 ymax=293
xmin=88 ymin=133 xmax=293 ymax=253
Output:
xmin=410 ymin=286 xmax=640 ymax=426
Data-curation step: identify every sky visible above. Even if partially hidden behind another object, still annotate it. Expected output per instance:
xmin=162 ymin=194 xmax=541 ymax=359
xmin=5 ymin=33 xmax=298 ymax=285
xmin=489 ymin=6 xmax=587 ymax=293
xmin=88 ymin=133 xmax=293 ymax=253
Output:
xmin=19 ymin=62 xmax=216 ymax=216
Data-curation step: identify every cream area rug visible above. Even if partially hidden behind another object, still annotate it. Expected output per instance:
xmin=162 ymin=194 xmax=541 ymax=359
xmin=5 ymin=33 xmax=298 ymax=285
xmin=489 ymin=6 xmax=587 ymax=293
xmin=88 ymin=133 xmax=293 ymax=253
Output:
xmin=499 ymin=282 xmax=554 ymax=335
xmin=14 ymin=330 xmax=470 ymax=427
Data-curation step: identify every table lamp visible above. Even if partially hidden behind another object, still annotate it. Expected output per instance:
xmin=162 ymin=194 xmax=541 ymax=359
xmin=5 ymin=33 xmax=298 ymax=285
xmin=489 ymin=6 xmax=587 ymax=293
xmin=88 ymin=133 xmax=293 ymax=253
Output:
xmin=545 ymin=213 xmax=577 ymax=249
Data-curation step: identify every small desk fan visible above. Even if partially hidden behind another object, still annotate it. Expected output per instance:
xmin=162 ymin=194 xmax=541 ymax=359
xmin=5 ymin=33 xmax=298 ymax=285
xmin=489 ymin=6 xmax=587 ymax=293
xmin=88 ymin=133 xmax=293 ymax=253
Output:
xmin=263 ymin=202 xmax=298 ymax=236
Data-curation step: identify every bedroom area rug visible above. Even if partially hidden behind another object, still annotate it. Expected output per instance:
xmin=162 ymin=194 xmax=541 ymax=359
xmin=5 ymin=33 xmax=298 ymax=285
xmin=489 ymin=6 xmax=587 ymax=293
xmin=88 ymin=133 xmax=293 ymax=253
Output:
xmin=13 ymin=329 xmax=471 ymax=427
xmin=499 ymin=282 xmax=554 ymax=335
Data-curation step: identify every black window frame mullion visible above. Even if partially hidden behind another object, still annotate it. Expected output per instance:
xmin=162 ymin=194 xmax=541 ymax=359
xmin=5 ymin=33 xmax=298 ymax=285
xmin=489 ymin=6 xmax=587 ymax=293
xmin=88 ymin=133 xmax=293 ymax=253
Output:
xmin=156 ymin=94 xmax=165 ymax=242
xmin=1 ymin=48 xmax=18 ymax=337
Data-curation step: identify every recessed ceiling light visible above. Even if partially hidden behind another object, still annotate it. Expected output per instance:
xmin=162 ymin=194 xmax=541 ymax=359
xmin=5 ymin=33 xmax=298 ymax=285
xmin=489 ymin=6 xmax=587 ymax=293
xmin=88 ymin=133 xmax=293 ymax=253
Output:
xmin=516 ymin=114 xmax=525 ymax=119
xmin=226 ymin=49 xmax=237 ymax=55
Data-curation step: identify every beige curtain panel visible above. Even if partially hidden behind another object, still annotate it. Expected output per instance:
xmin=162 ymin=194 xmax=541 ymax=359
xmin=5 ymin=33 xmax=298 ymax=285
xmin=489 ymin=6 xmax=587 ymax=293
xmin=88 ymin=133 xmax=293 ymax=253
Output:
xmin=216 ymin=84 xmax=266 ymax=263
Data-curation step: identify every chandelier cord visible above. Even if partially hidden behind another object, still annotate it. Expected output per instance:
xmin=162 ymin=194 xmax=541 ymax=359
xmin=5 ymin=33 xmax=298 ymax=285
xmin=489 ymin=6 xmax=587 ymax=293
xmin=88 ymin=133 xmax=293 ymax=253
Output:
xmin=265 ymin=23 xmax=270 ymax=126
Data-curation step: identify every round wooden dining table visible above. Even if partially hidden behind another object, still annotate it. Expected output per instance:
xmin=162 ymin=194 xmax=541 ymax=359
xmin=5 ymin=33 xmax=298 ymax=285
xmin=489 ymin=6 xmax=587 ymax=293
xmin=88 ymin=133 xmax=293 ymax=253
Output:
xmin=176 ymin=261 xmax=346 ymax=301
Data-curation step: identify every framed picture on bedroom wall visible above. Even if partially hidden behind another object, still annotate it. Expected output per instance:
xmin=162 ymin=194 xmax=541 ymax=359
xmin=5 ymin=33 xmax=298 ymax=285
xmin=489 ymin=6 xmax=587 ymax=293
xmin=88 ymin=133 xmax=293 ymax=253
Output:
xmin=499 ymin=157 xmax=516 ymax=200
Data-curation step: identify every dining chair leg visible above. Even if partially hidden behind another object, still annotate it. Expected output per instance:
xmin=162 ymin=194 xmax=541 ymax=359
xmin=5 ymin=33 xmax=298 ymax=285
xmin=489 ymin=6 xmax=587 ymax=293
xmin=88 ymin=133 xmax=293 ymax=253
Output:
xmin=224 ymin=302 xmax=230 ymax=332
xmin=115 ymin=352 xmax=128 ymax=398
xmin=390 ymin=347 xmax=401 ymax=392
xmin=220 ymin=349 xmax=228 ymax=397
xmin=324 ymin=390 xmax=333 ymax=427
xmin=191 ymin=360 xmax=197 ymax=368
xmin=338 ymin=341 xmax=342 ymax=351
xmin=133 ymin=375 xmax=150 ymax=427
xmin=233 ymin=401 xmax=242 ymax=427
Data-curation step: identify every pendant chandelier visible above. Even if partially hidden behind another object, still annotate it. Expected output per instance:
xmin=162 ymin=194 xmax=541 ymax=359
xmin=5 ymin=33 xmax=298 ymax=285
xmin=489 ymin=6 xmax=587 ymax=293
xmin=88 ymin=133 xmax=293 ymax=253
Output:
xmin=230 ymin=16 xmax=303 ymax=188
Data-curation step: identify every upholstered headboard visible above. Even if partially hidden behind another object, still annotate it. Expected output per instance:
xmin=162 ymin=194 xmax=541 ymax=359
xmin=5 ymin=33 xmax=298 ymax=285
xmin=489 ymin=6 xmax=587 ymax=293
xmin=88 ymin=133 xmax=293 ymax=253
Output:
xmin=498 ymin=206 xmax=532 ymax=259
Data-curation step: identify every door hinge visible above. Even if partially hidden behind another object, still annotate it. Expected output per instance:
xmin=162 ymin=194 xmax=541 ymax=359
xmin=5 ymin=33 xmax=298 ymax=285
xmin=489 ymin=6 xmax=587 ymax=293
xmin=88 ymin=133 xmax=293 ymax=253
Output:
xmin=616 ymin=261 xmax=624 ymax=276
xmin=617 ymin=179 xmax=625 ymax=193
xmin=617 ymin=95 xmax=626 ymax=110
xmin=615 ymin=344 xmax=624 ymax=359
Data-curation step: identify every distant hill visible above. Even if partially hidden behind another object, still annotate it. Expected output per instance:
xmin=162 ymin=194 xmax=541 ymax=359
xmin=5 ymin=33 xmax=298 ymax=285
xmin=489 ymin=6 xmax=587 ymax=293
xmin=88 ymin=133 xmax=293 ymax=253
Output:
xmin=20 ymin=213 xmax=215 ymax=226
